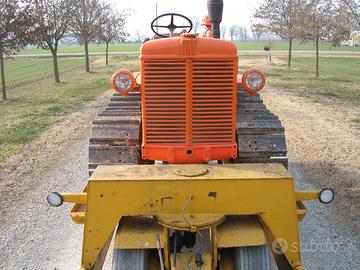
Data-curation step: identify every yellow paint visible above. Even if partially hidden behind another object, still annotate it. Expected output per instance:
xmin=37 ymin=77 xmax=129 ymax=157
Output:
xmin=62 ymin=163 xmax=322 ymax=270
xmin=155 ymin=213 xmax=225 ymax=231
xmin=295 ymin=190 xmax=319 ymax=201
xmin=61 ymin=192 xmax=87 ymax=204
xmin=163 ymin=227 xmax=170 ymax=270
xmin=296 ymin=202 xmax=307 ymax=221
xmin=70 ymin=211 xmax=85 ymax=224
xmin=217 ymin=216 xmax=266 ymax=247
xmin=89 ymin=163 xmax=291 ymax=181
xmin=70 ymin=200 xmax=86 ymax=224
xmin=114 ymin=216 xmax=164 ymax=249
xmin=211 ymin=226 xmax=218 ymax=270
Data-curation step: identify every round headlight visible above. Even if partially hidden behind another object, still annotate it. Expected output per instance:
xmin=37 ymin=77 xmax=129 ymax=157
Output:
xmin=242 ymin=69 xmax=266 ymax=95
xmin=319 ymin=188 xmax=334 ymax=204
xmin=47 ymin=192 xmax=63 ymax=207
xmin=111 ymin=69 xmax=135 ymax=96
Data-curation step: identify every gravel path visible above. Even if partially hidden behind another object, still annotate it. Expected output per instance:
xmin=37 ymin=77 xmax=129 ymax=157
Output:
xmin=262 ymin=87 xmax=360 ymax=269
xmin=0 ymin=92 xmax=111 ymax=270
xmin=0 ymin=87 xmax=359 ymax=269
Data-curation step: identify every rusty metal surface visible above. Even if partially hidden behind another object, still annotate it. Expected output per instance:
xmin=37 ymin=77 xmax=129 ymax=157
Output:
xmin=235 ymin=87 xmax=288 ymax=167
xmin=89 ymin=85 xmax=287 ymax=174
xmin=88 ymin=92 xmax=142 ymax=175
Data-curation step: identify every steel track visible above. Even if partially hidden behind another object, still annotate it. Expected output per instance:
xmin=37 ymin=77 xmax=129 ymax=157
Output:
xmin=88 ymin=87 xmax=287 ymax=175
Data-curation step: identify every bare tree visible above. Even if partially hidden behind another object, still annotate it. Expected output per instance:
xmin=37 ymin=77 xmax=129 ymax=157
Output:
xmin=253 ymin=31 xmax=262 ymax=40
xmin=252 ymin=0 xmax=305 ymax=67
xmin=135 ymin=30 xmax=144 ymax=43
xmin=221 ymin=24 xmax=227 ymax=39
xmin=191 ymin=16 xmax=201 ymax=34
xmin=229 ymin=25 xmax=236 ymax=41
xmin=135 ymin=30 xmax=141 ymax=43
xmin=330 ymin=1 xmax=353 ymax=44
xmin=341 ymin=0 xmax=360 ymax=27
xmin=0 ymin=0 xmax=35 ymax=101
xmin=299 ymin=0 xmax=351 ymax=77
xmin=242 ymin=26 xmax=249 ymax=40
xmin=235 ymin=25 xmax=243 ymax=40
xmin=33 ymin=0 xmax=74 ymax=82
xmin=99 ymin=9 xmax=128 ymax=65
xmin=71 ymin=0 xmax=109 ymax=72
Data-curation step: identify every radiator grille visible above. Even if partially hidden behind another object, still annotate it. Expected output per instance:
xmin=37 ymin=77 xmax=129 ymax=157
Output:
xmin=143 ymin=60 xmax=187 ymax=144
xmin=143 ymin=59 xmax=235 ymax=145
xmin=192 ymin=60 xmax=234 ymax=144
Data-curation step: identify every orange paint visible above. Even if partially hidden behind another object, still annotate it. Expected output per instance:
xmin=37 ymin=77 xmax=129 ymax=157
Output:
xmin=241 ymin=68 xmax=266 ymax=95
xmin=111 ymin=69 xmax=136 ymax=96
xmin=139 ymin=35 xmax=238 ymax=163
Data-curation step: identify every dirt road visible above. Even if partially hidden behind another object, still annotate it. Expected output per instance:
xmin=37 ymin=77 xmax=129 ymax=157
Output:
xmin=0 ymin=91 xmax=112 ymax=269
xmin=0 ymin=87 xmax=359 ymax=269
xmin=262 ymin=87 xmax=360 ymax=269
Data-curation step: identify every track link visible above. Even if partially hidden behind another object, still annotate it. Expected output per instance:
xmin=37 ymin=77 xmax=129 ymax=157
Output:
xmin=235 ymin=87 xmax=288 ymax=167
xmin=89 ymin=87 xmax=287 ymax=173
xmin=88 ymin=91 xmax=141 ymax=175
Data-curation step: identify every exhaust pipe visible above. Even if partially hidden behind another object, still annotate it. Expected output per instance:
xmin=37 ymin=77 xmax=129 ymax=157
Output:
xmin=207 ymin=0 xmax=223 ymax=38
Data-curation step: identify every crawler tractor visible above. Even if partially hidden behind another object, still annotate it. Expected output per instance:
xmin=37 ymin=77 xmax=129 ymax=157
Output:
xmin=47 ymin=1 xmax=334 ymax=269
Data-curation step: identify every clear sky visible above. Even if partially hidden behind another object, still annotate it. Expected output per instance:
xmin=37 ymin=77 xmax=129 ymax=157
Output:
xmin=111 ymin=0 xmax=262 ymax=39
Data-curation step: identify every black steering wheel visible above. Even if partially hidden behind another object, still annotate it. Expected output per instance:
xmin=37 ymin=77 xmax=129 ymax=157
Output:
xmin=151 ymin=13 xmax=193 ymax=38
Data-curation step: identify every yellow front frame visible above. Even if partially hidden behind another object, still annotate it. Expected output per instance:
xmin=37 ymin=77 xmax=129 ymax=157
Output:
xmin=61 ymin=163 xmax=320 ymax=270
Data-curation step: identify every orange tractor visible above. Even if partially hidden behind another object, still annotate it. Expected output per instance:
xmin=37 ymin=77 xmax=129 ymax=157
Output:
xmin=47 ymin=1 xmax=334 ymax=269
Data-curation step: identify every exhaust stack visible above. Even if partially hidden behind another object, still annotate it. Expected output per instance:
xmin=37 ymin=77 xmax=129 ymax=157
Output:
xmin=207 ymin=0 xmax=223 ymax=38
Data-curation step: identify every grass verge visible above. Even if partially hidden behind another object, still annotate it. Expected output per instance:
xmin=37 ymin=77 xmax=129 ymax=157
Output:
xmin=3 ymin=57 xmax=85 ymax=89
xmin=0 ymin=55 xmax=139 ymax=162
xmin=19 ymin=41 xmax=360 ymax=55
xmin=235 ymin=41 xmax=360 ymax=51
xmin=264 ymin=57 xmax=360 ymax=106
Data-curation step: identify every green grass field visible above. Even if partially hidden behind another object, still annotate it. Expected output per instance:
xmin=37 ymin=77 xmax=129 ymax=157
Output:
xmin=18 ymin=41 xmax=360 ymax=55
xmin=3 ymin=57 xmax=85 ymax=88
xmin=265 ymin=57 xmax=360 ymax=105
xmin=19 ymin=44 xmax=142 ymax=54
xmin=236 ymin=42 xmax=360 ymax=51
xmin=0 ymin=55 xmax=139 ymax=162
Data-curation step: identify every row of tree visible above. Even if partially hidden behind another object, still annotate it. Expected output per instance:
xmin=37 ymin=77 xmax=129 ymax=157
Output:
xmin=189 ymin=16 xmax=257 ymax=41
xmin=222 ymin=25 xmax=266 ymax=40
xmin=251 ymin=0 xmax=359 ymax=76
xmin=188 ymin=19 xmax=258 ymax=41
xmin=225 ymin=25 xmax=250 ymax=41
xmin=0 ymin=0 xmax=128 ymax=101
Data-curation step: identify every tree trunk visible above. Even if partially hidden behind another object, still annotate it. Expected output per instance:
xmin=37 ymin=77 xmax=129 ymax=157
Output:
xmin=0 ymin=43 xmax=6 ymax=101
xmin=316 ymin=36 xmax=319 ymax=78
xmin=288 ymin=39 xmax=293 ymax=68
xmin=51 ymin=46 xmax=60 ymax=83
xmin=85 ymin=40 xmax=90 ymax=72
xmin=105 ymin=41 xmax=109 ymax=65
